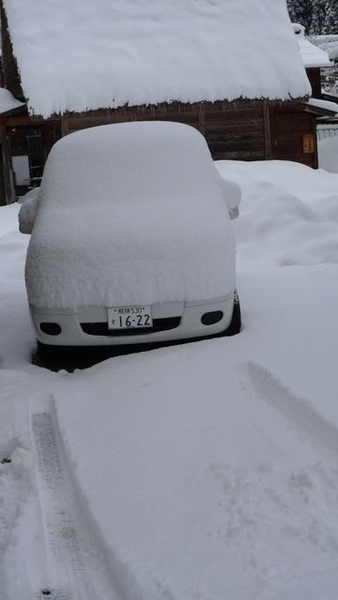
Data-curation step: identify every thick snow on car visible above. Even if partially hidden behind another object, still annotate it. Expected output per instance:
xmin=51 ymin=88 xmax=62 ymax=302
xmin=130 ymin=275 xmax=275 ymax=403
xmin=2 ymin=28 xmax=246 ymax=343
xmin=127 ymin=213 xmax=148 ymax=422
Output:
xmin=19 ymin=121 xmax=241 ymax=354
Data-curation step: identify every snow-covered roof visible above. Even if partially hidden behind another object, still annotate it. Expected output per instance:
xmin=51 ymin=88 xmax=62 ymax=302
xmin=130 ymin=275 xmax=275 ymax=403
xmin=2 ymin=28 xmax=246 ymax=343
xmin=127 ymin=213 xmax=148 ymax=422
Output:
xmin=313 ymin=35 xmax=338 ymax=62
xmin=0 ymin=88 xmax=25 ymax=115
xmin=293 ymin=25 xmax=332 ymax=68
xmin=298 ymin=38 xmax=332 ymax=68
xmin=2 ymin=0 xmax=311 ymax=118
xmin=306 ymin=97 xmax=338 ymax=115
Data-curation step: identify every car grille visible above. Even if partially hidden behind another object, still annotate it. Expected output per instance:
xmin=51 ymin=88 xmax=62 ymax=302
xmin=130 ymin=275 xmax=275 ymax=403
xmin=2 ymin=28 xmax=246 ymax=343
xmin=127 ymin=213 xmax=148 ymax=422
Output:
xmin=80 ymin=317 xmax=181 ymax=336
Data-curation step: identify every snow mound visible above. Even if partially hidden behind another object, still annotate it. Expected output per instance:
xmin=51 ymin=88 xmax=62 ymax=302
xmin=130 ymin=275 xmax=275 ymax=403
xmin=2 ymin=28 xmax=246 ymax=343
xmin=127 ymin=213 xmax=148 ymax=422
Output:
xmin=216 ymin=159 xmax=338 ymax=266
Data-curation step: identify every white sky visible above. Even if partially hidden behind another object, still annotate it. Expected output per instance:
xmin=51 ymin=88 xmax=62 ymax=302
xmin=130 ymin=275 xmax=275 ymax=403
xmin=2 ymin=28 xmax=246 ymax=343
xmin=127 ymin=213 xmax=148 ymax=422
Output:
xmin=3 ymin=0 xmax=311 ymax=117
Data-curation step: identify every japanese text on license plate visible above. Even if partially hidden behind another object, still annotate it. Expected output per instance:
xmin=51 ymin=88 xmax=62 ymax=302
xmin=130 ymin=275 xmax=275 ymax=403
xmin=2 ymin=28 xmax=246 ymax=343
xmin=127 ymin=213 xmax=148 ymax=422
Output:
xmin=108 ymin=306 xmax=153 ymax=329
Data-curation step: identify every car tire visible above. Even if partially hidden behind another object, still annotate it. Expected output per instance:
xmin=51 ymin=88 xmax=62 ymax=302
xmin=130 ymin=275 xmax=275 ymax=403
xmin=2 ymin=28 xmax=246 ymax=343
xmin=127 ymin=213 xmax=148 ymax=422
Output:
xmin=35 ymin=341 xmax=116 ymax=370
xmin=36 ymin=340 xmax=73 ymax=362
xmin=219 ymin=292 xmax=241 ymax=337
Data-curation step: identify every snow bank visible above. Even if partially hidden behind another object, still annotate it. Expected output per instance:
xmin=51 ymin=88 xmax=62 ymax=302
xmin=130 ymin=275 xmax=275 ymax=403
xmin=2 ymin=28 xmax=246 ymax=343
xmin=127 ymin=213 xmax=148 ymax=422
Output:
xmin=0 ymin=205 xmax=32 ymax=368
xmin=55 ymin=345 xmax=338 ymax=599
xmin=2 ymin=158 xmax=338 ymax=599
xmin=18 ymin=188 xmax=40 ymax=234
xmin=24 ymin=122 xmax=235 ymax=308
xmin=216 ymin=159 xmax=338 ymax=266
xmin=3 ymin=0 xmax=310 ymax=117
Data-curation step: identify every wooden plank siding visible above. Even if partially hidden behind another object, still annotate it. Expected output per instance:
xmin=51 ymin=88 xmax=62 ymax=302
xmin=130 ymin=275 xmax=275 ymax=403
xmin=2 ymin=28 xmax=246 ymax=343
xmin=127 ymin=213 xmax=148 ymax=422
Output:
xmin=0 ymin=125 xmax=11 ymax=202
xmin=62 ymin=103 xmax=268 ymax=162
xmin=59 ymin=100 xmax=317 ymax=165
xmin=0 ymin=99 xmax=318 ymax=204
xmin=270 ymin=104 xmax=318 ymax=168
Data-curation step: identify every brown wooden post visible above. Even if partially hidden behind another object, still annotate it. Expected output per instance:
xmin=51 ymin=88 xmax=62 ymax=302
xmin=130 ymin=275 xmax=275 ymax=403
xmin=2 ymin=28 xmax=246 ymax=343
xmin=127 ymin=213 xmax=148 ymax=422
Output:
xmin=198 ymin=104 xmax=205 ymax=137
xmin=263 ymin=102 xmax=272 ymax=159
xmin=0 ymin=125 xmax=14 ymax=204
xmin=312 ymin=116 xmax=318 ymax=170
xmin=61 ymin=115 xmax=69 ymax=137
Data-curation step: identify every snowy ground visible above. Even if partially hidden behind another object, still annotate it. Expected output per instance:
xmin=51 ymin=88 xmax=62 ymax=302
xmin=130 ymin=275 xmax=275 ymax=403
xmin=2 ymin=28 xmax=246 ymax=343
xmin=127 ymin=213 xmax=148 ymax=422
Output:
xmin=1 ymin=159 xmax=338 ymax=599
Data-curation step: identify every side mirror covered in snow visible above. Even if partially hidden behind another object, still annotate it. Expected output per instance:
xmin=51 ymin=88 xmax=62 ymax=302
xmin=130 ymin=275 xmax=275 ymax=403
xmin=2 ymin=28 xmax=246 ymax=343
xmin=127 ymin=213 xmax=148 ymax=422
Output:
xmin=18 ymin=187 xmax=41 ymax=234
xmin=218 ymin=176 xmax=241 ymax=220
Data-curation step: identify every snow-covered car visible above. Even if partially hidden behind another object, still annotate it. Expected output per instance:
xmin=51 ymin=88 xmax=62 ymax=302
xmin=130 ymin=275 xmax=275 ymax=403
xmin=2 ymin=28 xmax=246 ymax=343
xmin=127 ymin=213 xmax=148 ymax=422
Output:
xmin=19 ymin=121 xmax=241 ymax=355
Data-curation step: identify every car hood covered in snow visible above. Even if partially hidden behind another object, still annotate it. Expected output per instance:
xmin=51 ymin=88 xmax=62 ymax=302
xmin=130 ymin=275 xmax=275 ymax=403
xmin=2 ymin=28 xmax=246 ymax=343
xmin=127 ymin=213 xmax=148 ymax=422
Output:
xmin=24 ymin=122 xmax=236 ymax=309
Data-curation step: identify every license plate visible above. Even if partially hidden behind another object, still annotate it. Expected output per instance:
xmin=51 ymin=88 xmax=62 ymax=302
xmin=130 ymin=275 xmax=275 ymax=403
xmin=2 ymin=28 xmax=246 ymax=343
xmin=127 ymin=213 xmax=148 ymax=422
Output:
xmin=108 ymin=305 xmax=153 ymax=329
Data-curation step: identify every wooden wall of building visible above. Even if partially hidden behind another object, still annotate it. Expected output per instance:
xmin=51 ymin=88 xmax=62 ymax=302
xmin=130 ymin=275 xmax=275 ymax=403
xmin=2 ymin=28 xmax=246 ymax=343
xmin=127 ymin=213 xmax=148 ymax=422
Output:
xmin=1 ymin=99 xmax=318 ymax=204
xmin=270 ymin=104 xmax=317 ymax=168
xmin=60 ymin=99 xmax=317 ymax=167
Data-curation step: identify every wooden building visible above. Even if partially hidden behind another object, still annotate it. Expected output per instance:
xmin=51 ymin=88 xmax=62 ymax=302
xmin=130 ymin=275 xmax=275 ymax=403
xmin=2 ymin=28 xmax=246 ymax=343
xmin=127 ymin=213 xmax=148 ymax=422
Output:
xmin=0 ymin=0 xmax=333 ymax=204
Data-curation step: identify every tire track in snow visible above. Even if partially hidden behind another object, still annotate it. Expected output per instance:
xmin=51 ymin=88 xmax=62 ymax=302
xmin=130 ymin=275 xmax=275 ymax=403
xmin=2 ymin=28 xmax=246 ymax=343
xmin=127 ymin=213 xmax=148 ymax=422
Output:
xmin=244 ymin=360 xmax=338 ymax=457
xmin=215 ymin=361 xmax=338 ymax=591
xmin=30 ymin=395 xmax=118 ymax=600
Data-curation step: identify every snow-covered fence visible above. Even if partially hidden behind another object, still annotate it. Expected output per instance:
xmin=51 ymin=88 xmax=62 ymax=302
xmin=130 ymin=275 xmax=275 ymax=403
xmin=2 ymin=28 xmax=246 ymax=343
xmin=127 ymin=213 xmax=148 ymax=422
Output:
xmin=317 ymin=120 xmax=338 ymax=141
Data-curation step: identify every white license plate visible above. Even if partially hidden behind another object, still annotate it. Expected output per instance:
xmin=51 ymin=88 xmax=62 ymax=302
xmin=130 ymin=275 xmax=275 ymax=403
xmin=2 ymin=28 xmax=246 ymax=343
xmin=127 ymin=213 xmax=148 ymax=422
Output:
xmin=108 ymin=305 xmax=153 ymax=329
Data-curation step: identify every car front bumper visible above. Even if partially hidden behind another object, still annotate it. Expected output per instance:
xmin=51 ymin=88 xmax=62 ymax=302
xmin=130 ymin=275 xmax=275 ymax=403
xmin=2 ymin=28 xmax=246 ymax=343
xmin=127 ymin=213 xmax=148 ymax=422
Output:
xmin=30 ymin=293 xmax=235 ymax=347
